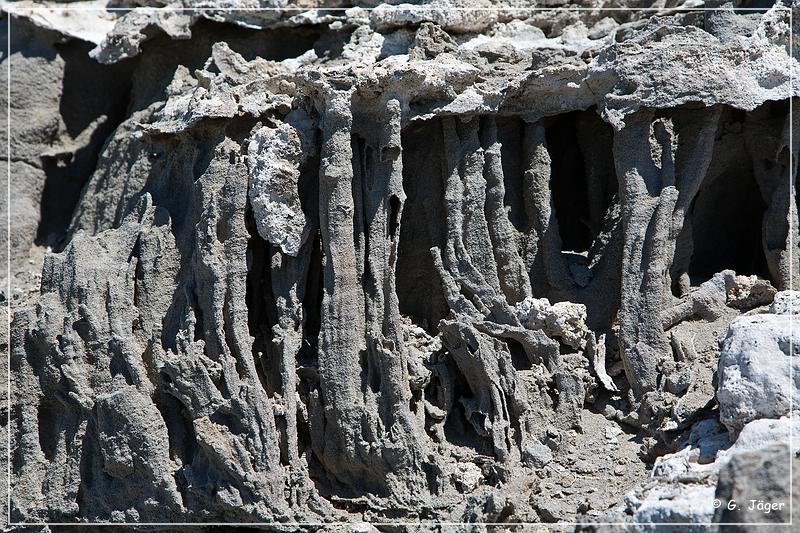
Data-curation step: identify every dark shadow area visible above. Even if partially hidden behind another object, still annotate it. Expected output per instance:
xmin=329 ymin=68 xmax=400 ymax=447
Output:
xmin=245 ymin=204 xmax=278 ymax=398
xmin=508 ymin=338 xmax=533 ymax=371
xmin=689 ymin=109 xmax=770 ymax=282
xmin=37 ymin=398 xmax=61 ymax=461
xmin=546 ymin=112 xmax=592 ymax=252
xmin=731 ymin=0 xmax=776 ymax=14
xmin=547 ymin=110 xmax=616 ymax=253
xmin=397 ymin=119 xmax=450 ymax=331
xmin=496 ymin=116 xmax=528 ymax=233
xmin=441 ymin=366 xmax=494 ymax=457
xmin=154 ymin=390 xmax=198 ymax=478
xmin=298 ymin=233 xmax=323 ymax=368
xmin=690 ymin=172 xmax=768 ymax=281
xmin=296 ymin=234 xmax=322 ymax=464
xmin=35 ymin=42 xmax=135 ymax=250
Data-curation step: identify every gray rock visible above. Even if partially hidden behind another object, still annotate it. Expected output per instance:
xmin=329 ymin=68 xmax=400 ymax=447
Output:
xmin=717 ymin=314 xmax=800 ymax=434
xmin=628 ymin=484 xmax=718 ymax=532
xmin=770 ymin=290 xmax=800 ymax=315
xmin=713 ymin=443 xmax=798 ymax=530
xmin=4 ymin=1 xmax=799 ymax=527
xmin=619 ymin=415 xmax=798 ymax=532
xmin=247 ymin=122 xmax=311 ymax=256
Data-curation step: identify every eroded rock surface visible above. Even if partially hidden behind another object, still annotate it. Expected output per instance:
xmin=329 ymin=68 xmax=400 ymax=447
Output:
xmin=3 ymin=0 xmax=798 ymax=528
xmin=581 ymin=296 xmax=799 ymax=532
xmin=717 ymin=314 xmax=800 ymax=434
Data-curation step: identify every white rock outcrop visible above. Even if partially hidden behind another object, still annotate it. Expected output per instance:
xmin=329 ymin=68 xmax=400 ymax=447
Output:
xmin=247 ymin=123 xmax=311 ymax=256
xmin=717 ymin=312 xmax=800 ymax=434
xmin=770 ymin=290 xmax=800 ymax=315
xmin=626 ymin=484 xmax=717 ymax=532
xmin=625 ymin=415 xmax=798 ymax=531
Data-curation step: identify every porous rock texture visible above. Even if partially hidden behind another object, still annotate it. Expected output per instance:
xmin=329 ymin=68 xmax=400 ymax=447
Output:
xmin=2 ymin=0 xmax=799 ymax=529
xmin=717 ymin=309 xmax=800 ymax=434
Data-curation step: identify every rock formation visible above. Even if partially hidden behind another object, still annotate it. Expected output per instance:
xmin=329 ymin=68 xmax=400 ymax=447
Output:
xmin=581 ymin=289 xmax=799 ymax=531
xmin=1 ymin=0 xmax=798 ymax=528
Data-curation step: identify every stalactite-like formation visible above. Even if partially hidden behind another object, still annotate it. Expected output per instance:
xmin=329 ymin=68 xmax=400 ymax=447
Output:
xmin=4 ymin=0 xmax=798 ymax=527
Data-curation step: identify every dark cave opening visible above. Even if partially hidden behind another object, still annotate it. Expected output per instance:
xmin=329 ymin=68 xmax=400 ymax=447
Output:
xmin=507 ymin=338 xmax=533 ymax=371
xmin=360 ymin=350 xmax=382 ymax=395
xmin=37 ymin=399 xmax=61 ymax=461
xmin=442 ymin=369 xmax=493 ymax=457
xmin=689 ymin=174 xmax=768 ymax=283
xmin=244 ymin=205 xmax=278 ymax=398
xmin=299 ymin=233 xmax=324 ymax=368
xmin=154 ymin=390 xmax=198 ymax=469
xmin=546 ymin=113 xmax=593 ymax=252
xmin=546 ymin=110 xmax=617 ymax=254
xmin=296 ymin=135 xmax=323 ymax=369
xmin=687 ymin=113 xmax=770 ymax=283
xmin=389 ymin=194 xmax=401 ymax=238
xmin=731 ymin=0 xmax=775 ymax=13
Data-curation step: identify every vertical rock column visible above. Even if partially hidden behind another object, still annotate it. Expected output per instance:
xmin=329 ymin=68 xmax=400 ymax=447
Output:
xmin=248 ymin=115 xmax=317 ymax=474
xmin=314 ymin=91 xmax=424 ymax=500
xmin=521 ymin=122 xmax=574 ymax=299
xmin=316 ymin=89 xmax=369 ymax=488
xmin=745 ymin=104 xmax=800 ymax=290
xmin=482 ymin=116 xmax=532 ymax=305
xmin=353 ymin=98 xmax=424 ymax=497
xmin=424 ymin=115 xmax=576 ymax=463
xmin=614 ymin=108 xmax=720 ymax=406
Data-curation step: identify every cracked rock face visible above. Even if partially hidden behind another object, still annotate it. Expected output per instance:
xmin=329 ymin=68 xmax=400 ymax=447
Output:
xmin=2 ymin=0 xmax=799 ymax=528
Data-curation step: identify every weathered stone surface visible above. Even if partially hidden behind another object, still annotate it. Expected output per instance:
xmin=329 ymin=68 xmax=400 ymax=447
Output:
xmin=3 ymin=0 xmax=799 ymax=528
xmin=713 ymin=443 xmax=799 ymax=529
xmin=770 ymin=290 xmax=800 ymax=314
xmin=627 ymin=484 xmax=718 ymax=532
xmin=597 ymin=414 xmax=798 ymax=532
xmin=717 ymin=313 xmax=800 ymax=434
xmin=247 ymin=120 xmax=312 ymax=255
